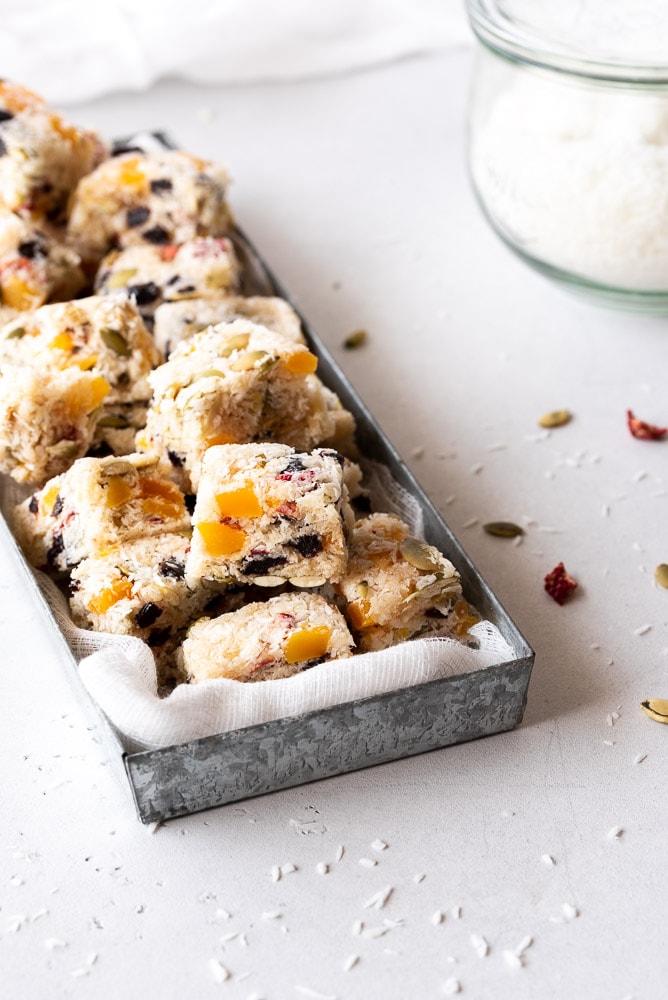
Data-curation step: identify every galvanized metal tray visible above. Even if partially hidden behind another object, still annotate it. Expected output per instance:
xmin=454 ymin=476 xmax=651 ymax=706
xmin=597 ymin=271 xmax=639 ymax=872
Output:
xmin=0 ymin=135 xmax=534 ymax=823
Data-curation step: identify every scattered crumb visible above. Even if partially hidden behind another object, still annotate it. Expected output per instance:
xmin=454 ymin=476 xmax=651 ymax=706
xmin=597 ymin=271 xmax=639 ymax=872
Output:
xmin=443 ymin=495 xmax=457 ymax=505
xmin=452 ymin=906 xmax=462 ymax=920
xmin=470 ymin=463 xmax=484 ymax=475
xmin=280 ymin=863 xmax=298 ymax=876
xmin=352 ymin=920 xmax=364 ymax=936
xmin=503 ymin=950 xmax=524 ymax=969
xmin=633 ymin=470 xmax=648 ymax=482
xmin=601 ymin=504 xmax=610 ymax=517
xmin=431 ymin=910 xmax=445 ymax=926
xmin=411 ymin=447 xmax=425 ymax=459
xmin=316 ymin=863 xmax=329 ymax=875
xmin=343 ymin=955 xmax=359 ymax=972
xmin=515 ymin=936 xmax=533 ymax=956
xmin=146 ymin=821 xmax=162 ymax=835
xmin=365 ymin=926 xmax=388 ymax=939
xmin=590 ymin=642 xmax=601 ymax=650
xmin=633 ymin=753 xmax=647 ymax=765
xmin=471 ymin=934 xmax=489 ymax=957
xmin=295 ymin=987 xmax=336 ymax=1000
xmin=270 ymin=866 xmax=281 ymax=883
xmin=633 ymin=624 xmax=652 ymax=636
xmin=463 ymin=517 xmax=479 ymax=529
xmin=371 ymin=840 xmax=388 ymax=852
xmin=359 ymin=858 xmax=377 ymax=869
xmin=215 ymin=908 xmax=231 ymax=921
xmin=486 ymin=442 xmax=507 ymax=452
xmin=262 ymin=911 xmax=282 ymax=920
xmin=607 ymin=826 xmax=624 ymax=841
xmin=562 ymin=903 xmax=579 ymax=921
xmin=363 ymin=886 xmax=393 ymax=910
xmin=196 ymin=107 xmax=216 ymax=124
xmin=335 ymin=845 xmax=345 ymax=862
xmin=413 ymin=873 xmax=426 ymax=884
xmin=441 ymin=977 xmax=461 ymax=994
xmin=541 ymin=854 xmax=556 ymax=867
xmin=45 ymin=938 xmax=68 ymax=950
xmin=220 ymin=932 xmax=238 ymax=943
xmin=603 ymin=740 xmax=615 ymax=746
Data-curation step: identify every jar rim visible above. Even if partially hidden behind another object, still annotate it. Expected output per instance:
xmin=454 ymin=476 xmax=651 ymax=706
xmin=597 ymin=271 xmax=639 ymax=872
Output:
xmin=467 ymin=0 xmax=668 ymax=83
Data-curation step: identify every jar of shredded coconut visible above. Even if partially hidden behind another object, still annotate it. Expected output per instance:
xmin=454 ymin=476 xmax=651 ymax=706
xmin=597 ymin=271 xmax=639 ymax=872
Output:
xmin=466 ymin=0 xmax=668 ymax=311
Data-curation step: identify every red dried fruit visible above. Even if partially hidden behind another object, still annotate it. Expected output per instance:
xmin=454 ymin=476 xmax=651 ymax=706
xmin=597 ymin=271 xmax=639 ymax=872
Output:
xmin=544 ymin=562 xmax=578 ymax=605
xmin=626 ymin=409 xmax=667 ymax=441
xmin=161 ymin=245 xmax=179 ymax=262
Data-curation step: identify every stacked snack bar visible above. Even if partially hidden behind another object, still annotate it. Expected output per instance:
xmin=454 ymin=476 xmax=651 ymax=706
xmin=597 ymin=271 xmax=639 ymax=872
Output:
xmin=1 ymin=79 xmax=482 ymax=691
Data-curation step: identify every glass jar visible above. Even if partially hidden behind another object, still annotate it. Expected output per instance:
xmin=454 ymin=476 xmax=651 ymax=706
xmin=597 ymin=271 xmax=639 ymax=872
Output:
xmin=466 ymin=0 xmax=668 ymax=312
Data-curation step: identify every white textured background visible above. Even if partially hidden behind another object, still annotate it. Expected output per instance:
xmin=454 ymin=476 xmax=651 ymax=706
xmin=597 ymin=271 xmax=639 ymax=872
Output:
xmin=2 ymin=46 xmax=668 ymax=999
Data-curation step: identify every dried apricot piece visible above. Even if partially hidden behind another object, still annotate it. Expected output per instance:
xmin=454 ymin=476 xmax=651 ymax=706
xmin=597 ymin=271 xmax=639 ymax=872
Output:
xmin=284 ymin=626 xmax=331 ymax=664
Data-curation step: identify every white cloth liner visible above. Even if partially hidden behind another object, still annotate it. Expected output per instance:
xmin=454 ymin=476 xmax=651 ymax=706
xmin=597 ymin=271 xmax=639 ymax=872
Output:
xmin=0 ymin=0 xmax=472 ymax=105
xmin=19 ymin=461 xmax=516 ymax=753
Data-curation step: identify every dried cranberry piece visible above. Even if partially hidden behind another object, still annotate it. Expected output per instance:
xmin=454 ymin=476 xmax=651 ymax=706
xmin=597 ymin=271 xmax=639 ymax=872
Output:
xmin=159 ymin=558 xmax=185 ymax=580
xmin=287 ymin=534 xmax=323 ymax=558
xmin=135 ymin=602 xmax=163 ymax=628
xmin=142 ymin=225 xmax=170 ymax=245
xmin=28 ymin=495 xmax=39 ymax=515
xmin=544 ymin=562 xmax=578 ymax=605
xmin=241 ymin=553 xmax=287 ymax=576
xmin=128 ymin=282 xmax=160 ymax=306
xmin=46 ymin=534 xmax=64 ymax=567
xmin=126 ymin=206 xmax=150 ymax=228
xmin=626 ymin=409 xmax=667 ymax=441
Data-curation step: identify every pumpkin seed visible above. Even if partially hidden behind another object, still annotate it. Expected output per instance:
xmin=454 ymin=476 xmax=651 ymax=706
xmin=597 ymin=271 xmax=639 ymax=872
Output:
xmin=96 ymin=414 xmax=130 ymax=429
xmin=229 ymin=350 xmax=272 ymax=372
xmin=399 ymin=536 xmax=441 ymax=572
xmin=343 ymin=329 xmax=368 ymax=350
xmin=654 ymin=563 xmax=668 ymax=589
xmin=483 ymin=521 xmax=525 ymax=538
xmin=218 ymin=333 xmax=251 ymax=357
xmin=100 ymin=327 xmax=130 ymax=356
xmin=538 ymin=409 xmax=572 ymax=429
xmin=45 ymin=441 xmax=80 ymax=459
xmin=289 ymin=575 xmax=327 ymax=588
xmin=640 ymin=698 xmax=668 ymax=724
xmin=189 ymin=368 xmax=224 ymax=385
xmin=254 ymin=575 xmax=287 ymax=587
xmin=5 ymin=326 xmax=25 ymax=340
xmin=107 ymin=268 xmax=138 ymax=289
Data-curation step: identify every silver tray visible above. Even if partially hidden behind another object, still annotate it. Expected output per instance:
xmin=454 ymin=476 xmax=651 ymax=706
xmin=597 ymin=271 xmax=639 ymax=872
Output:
xmin=0 ymin=135 xmax=535 ymax=823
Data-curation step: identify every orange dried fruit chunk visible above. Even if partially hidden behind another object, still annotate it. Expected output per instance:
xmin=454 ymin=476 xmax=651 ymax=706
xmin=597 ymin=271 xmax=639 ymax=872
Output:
xmin=284 ymin=625 xmax=331 ymax=664
xmin=139 ymin=478 xmax=186 ymax=520
xmin=216 ymin=483 xmax=263 ymax=519
xmin=197 ymin=521 xmax=246 ymax=556
xmin=451 ymin=598 xmax=482 ymax=638
xmin=284 ymin=350 xmax=318 ymax=376
xmin=41 ymin=484 xmax=61 ymax=515
xmin=72 ymin=355 xmax=98 ymax=371
xmin=63 ymin=375 xmax=109 ymax=419
xmin=1 ymin=274 xmax=40 ymax=311
xmin=88 ymin=577 xmax=133 ymax=614
xmin=206 ymin=432 xmax=235 ymax=447
xmin=105 ymin=475 xmax=134 ymax=508
xmin=117 ymin=157 xmax=146 ymax=190
xmin=347 ymin=599 xmax=373 ymax=630
xmin=48 ymin=112 xmax=79 ymax=146
xmin=48 ymin=331 xmax=74 ymax=352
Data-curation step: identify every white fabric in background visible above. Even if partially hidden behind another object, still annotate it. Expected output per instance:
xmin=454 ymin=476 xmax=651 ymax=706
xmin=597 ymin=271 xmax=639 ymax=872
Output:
xmin=0 ymin=0 xmax=471 ymax=105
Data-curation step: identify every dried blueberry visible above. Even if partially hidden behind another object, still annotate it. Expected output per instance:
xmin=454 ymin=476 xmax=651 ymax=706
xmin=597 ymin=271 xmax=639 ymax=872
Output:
xmin=159 ymin=558 xmax=185 ymax=580
xmin=142 ymin=225 xmax=170 ymax=245
xmin=51 ymin=494 xmax=64 ymax=518
xmin=287 ymin=534 xmax=323 ymax=558
xmin=18 ymin=239 xmax=45 ymax=260
xmin=283 ymin=456 xmax=306 ymax=473
xmin=127 ymin=282 xmax=160 ymax=306
xmin=184 ymin=493 xmax=197 ymax=515
xmin=150 ymin=178 xmax=173 ymax=194
xmin=241 ymin=553 xmax=287 ymax=576
xmin=167 ymin=449 xmax=184 ymax=467
xmin=147 ymin=626 xmax=171 ymax=647
xmin=126 ymin=206 xmax=150 ymax=228
xmin=134 ymin=602 xmax=163 ymax=628
xmin=46 ymin=534 xmax=64 ymax=567
xmin=28 ymin=495 xmax=39 ymax=515
xmin=0 ymin=110 xmax=14 ymax=122
xmin=177 ymin=284 xmax=195 ymax=294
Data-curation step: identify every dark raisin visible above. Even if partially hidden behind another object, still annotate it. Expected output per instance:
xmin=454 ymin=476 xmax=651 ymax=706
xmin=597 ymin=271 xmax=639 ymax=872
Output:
xmin=126 ymin=206 xmax=150 ymax=228
xmin=18 ymin=239 xmax=45 ymax=260
xmin=127 ymin=282 xmax=160 ymax=306
xmin=184 ymin=493 xmax=196 ymax=515
xmin=159 ymin=558 xmax=185 ymax=580
xmin=165 ymin=274 xmax=180 ymax=287
xmin=111 ymin=142 xmax=144 ymax=156
xmin=86 ymin=441 xmax=114 ymax=458
xmin=147 ymin=626 xmax=171 ymax=647
xmin=68 ymin=578 xmax=81 ymax=594
xmin=287 ymin=534 xmax=323 ymax=558
xmin=0 ymin=110 xmax=14 ymax=122
xmin=320 ymin=449 xmax=345 ymax=467
xmin=134 ymin=602 xmax=163 ymax=628
xmin=241 ymin=554 xmax=287 ymax=576
xmin=279 ymin=456 xmax=306 ymax=477
xmin=46 ymin=534 xmax=64 ymax=567
xmin=150 ymin=178 xmax=173 ymax=194
xmin=142 ymin=225 xmax=170 ymax=245
xmin=304 ymin=655 xmax=328 ymax=669
xmin=28 ymin=495 xmax=39 ymax=515
xmin=51 ymin=494 xmax=64 ymax=518
xmin=167 ymin=449 xmax=184 ymax=467
xmin=177 ymin=284 xmax=195 ymax=294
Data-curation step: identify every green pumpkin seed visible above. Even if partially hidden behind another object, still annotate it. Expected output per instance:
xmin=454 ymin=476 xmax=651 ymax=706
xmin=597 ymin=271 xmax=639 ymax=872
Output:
xmin=640 ymin=698 xmax=668 ymax=724
xmin=107 ymin=268 xmax=138 ymax=289
xmin=218 ymin=333 xmax=251 ymax=357
xmin=100 ymin=327 xmax=131 ymax=356
xmin=188 ymin=368 xmax=225 ymax=386
xmin=5 ymin=326 xmax=25 ymax=340
xmin=538 ymin=409 xmax=572 ymax=429
xmin=229 ymin=350 xmax=273 ymax=372
xmin=483 ymin=521 xmax=524 ymax=538
xmin=45 ymin=441 xmax=80 ymax=459
xmin=654 ymin=564 xmax=668 ymax=589
xmin=96 ymin=414 xmax=130 ymax=429
xmin=343 ymin=329 xmax=368 ymax=350
xmin=399 ymin=536 xmax=442 ymax=572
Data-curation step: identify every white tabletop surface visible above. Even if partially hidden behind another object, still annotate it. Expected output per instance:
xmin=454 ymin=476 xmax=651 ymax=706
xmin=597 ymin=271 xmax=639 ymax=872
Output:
xmin=2 ymin=49 xmax=667 ymax=1000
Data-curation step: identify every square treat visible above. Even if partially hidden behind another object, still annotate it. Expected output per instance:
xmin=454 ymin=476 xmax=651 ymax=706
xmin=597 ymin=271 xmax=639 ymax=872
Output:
xmin=0 ymin=296 xmax=161 ymax=404
xmin=69 ymin=533 xmax=214 ymax=688
xmin=13 ymin=453 xmax=191 ymax=571
xmin=334 ymin=512 xmax=479 ymax=652
xmin=0 ymin=81 xmax=106 ymax=223
xmin=139 ymin=320 xmax=352 ymax=491
xmin=186 ymin=443 xmax=353 ymax=589
xmin=0 ymin=207 xmax=85 ymax=310
xmin=94 ymin=237 xmax=240 ymax=324
xmin=153 ymin=294 xmax=304 ymax=359
xmin=180 ymin=592 xmax=354 ymax=683
xmin=0 ymin=364 xmax=110 ymax=485
xmin=67 ymin=150 xmax=233 ymax=270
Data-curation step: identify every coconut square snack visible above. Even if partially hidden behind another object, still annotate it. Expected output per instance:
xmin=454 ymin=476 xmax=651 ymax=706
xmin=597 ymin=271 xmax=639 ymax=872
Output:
xmin=67 ymin=149 xmax=233 ymax=270
xmin=186 ymin=442 xmax=353 ymax=589
xmin=0 ymin=296 xmax=160 ymax=405
xmin=139 ymin=320 xmax=353 ymax=492
xmin=0 ymin=80 xmax=106 ymax=223
xmin=13 ymin=452 xmax=190 ymax=572
xmin=94 ymin=237 xmax=240 ymax=325
xmin=0 ymin=364 xmax=110 ymax=485
xmin=334 ymin=512 xmax=479 ymax=652
xmin=0 ymin=206 xmax=85 ymax=311
xmin=153 ymin=294 xmax=304 ymax=359
xmin=180 ymin=592 xmax=354 ymax=683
